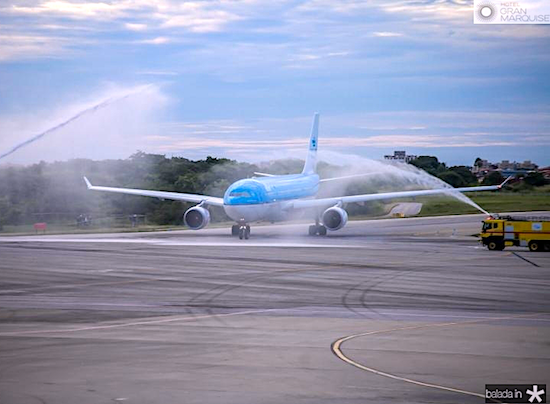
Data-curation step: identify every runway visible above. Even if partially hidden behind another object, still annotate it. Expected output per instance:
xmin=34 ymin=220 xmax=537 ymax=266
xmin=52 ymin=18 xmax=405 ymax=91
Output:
xmin=0 ymin=213 xmax=549 ymax=404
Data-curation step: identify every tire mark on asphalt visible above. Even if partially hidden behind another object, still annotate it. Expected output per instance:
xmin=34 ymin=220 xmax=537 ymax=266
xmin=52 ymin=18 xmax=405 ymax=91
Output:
xmin=359 ymin=269 xmax=412 ymax=320
xmin=0 ymin=243 xmax=399 ymax=272
xmin=185 ymin=265 xmax=331 ymax=322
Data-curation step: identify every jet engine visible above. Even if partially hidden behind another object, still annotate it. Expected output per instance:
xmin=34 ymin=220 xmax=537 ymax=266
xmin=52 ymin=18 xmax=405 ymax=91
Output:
xmin=184 ymin=206 xmax=210 ymax=230
xmin=321 ymin=206 xmax=348 ymax=231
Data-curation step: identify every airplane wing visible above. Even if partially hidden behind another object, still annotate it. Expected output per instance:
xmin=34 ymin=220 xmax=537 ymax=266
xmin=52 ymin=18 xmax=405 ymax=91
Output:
xmin=83 ymin=177 xmax=224 ymax=206
xmin=289 ymin=177 xmax=512 ymax=210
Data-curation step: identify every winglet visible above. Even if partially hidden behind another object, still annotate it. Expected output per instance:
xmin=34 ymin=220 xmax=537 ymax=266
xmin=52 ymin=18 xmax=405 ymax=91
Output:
xmin=498 ymin=175 xmax=513 ymax=189
xmin=83 ymin=176 xmax=92 ymax=189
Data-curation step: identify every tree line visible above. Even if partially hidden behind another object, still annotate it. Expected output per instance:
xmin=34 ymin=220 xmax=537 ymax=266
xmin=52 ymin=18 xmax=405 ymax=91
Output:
xmin=0 ymin=153 xmax=546 ymax=228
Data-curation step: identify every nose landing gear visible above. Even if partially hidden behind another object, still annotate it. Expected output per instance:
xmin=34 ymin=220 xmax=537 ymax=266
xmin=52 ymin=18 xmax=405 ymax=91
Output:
xmin=232 ymin=221 xmax=250 ymax=240
xmin=239 ymin=225 xmax=250 ymax=240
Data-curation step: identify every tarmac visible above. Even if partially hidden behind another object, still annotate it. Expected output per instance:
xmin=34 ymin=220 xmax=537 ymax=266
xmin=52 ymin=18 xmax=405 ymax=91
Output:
xmin=0 ymin=213 xmax=549 ymax=404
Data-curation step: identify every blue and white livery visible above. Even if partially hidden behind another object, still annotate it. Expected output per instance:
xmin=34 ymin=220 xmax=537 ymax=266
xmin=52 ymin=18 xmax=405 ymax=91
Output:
xmin=84 ymin=113 xmax=509 ymax=239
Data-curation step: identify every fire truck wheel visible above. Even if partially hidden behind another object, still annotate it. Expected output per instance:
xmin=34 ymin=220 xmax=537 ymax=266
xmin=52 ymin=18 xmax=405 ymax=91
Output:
xmin=528 ymin=240 xmax=541 ymax=252
xmin=544 ymin=242 xmax=550 ymax=252
xmin=487 ymin=240 xmax=504 ymax=251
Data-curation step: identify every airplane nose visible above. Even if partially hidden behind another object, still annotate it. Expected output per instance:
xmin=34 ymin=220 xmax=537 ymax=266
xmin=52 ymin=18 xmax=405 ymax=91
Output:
xmin=223 ymin=179 xmax=267 ymax=205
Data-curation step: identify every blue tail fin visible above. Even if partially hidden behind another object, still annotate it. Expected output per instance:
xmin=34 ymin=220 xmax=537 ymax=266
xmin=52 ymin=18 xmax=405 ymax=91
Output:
xmin=302 ymin=113 xmax=319 ymax=175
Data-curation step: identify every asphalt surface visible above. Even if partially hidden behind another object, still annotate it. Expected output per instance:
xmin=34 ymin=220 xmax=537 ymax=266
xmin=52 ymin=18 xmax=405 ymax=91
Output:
xmin=0 ymin=213 xmax=549 ymax=404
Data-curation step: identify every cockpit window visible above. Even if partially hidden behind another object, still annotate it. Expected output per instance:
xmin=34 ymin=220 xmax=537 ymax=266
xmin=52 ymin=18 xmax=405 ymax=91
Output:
xmin=483 ymin=222 xmax=499 ymax=231
xmin=230 ymin=190 xmax=252 ymax=198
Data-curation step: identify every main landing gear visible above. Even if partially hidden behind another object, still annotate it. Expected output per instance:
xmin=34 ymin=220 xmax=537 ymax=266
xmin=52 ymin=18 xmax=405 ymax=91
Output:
xmin=308 ymin=219 xmax=327 ymax=236
xmin=231 ymin=221 xmax=250 ymax=240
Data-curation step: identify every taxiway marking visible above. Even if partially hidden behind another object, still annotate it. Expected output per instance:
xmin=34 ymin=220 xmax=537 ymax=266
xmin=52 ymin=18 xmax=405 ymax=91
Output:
xmin=0 ymin=309 xmax=276 ymax=336
xmin=331 ymin=312 xmax=547 ymax=402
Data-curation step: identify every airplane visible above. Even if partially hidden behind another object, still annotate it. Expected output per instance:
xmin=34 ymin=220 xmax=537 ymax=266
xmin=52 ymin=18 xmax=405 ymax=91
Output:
xmin=84 ymin=113 xmax=510 ymax=239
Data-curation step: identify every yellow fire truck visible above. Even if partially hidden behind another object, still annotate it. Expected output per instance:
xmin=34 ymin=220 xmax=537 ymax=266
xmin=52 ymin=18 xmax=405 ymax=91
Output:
xmin=480 ymin=215 xmax=550 ymax=252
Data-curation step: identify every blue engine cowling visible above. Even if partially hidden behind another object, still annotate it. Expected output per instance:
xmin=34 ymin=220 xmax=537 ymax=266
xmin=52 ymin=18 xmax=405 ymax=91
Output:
xmin=322 ymin=207 xmax=348 ymax=231
xmin=184 ymin=206 xmax=210 ymax=230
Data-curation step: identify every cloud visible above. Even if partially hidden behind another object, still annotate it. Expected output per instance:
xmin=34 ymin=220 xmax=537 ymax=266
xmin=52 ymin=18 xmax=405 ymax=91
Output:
xmin=140 ymin=110 xmax=549 ymax=158
xmin=379 ymin=0 xmax=472 ymax=20
xmin=2 ymin=106 xmax=548 ymax=164
xmin=372 ymin=31 xmax=403 ymax=37
xmin=360 ymin=126 xmax=427 ymax=131
xmin=139 ymin=36 xmax=170 ymax=45
xmin=5 ymin=1 xmax=243 ymax=31
xmin=2 ymin=0 xmax=548 ymax=68
xmin=0 ymin=1 xmax=548 ymax=167
xmin=125 ymin=22 xmax=147 ymax=31
xmin=161 ymin=8 xmax=241 ymax=33
xmin=0 ymin=33 xmax=70 ymax=61
xmin=9 ymin=1 xmax=131 ymax=19
xmin=0 ymin=0 xmax=252 ymax=61
xmin=296 ymin=0 xmax=370 ymax=14
xmin=148 ymin=134 xmax=518 ymax=153
xmin=137 ymin=70 xmax=179 ymax=76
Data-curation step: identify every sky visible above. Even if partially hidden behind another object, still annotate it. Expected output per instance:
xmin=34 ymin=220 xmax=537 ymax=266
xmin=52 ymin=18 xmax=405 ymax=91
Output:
xmin=0 ymin=0 xmax=549 ymax=167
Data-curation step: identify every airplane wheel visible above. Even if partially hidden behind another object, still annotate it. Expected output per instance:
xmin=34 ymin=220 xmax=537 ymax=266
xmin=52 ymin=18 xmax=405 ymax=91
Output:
xmin=231 ymin=225 xmax=239 ymax=236
xmin=308 ymin=225 xmax=327 ymax=236
xmin=239 ymin=228 xmax=244 ymax=240
xmin=246 ymin=225 xmax=250 ymax=235
xmin=244 ymin=227 xmax=250 ymax=239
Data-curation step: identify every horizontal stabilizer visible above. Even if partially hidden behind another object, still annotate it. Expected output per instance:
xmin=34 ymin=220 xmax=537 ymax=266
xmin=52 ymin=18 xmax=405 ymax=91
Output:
xmin=320 ymin=172 xmax=381 ymax=183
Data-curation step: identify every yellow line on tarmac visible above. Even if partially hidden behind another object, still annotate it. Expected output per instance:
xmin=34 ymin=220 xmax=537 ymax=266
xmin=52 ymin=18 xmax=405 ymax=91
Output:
xmin=331 ymin=312 xmax=547 ymax=403
xmin=0 ymin=309 xmax=275 ymax=336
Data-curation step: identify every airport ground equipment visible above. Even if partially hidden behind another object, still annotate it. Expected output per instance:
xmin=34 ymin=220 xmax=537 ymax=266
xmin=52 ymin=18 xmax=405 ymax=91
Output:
xmin=480 ymin=215 xmax=550 ymax=251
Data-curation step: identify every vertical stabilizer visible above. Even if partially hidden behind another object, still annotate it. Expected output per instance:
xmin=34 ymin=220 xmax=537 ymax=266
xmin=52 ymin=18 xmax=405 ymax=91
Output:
xmin=302 ymin=113 xmax=319 ymax=174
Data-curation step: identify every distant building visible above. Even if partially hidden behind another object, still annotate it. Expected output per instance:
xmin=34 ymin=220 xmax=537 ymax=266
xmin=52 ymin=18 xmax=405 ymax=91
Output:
xmin=540 ymin=167 xmax=550 ymax=180
xmin=472 ymin=159 xmax=496 ymax=175
xmin=472 ymin=158 xmax=539 ymax=180
xmin=384 ymin=150 xmax=417 ymax=163
xmin=495 ymin=159 xmax=538 ymax=172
